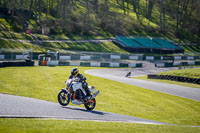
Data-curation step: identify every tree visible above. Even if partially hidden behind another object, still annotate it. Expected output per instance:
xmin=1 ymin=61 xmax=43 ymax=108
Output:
xmin=147 ymin=0 xmax=155 ymax=21
xmin=158 ymin=0 xmax=166 ymax=32
xmin=132 ymin=0 xmax=140 ymax=21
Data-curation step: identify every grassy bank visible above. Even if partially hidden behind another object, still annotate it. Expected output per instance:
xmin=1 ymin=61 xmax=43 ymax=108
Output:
xmin=0 ymin=38 xmax=128 ymax=53
xmin=0 ymin=119 xmax=200 ymax=133
xmin=0 ymin=31 xmax=114 ymax=40
xmin=0 ymin=66 xmax=200 ymax=126
xmin=1 ymin=31 xmax=200 ymax=54
xmin=158 ymin=68 xmax=200 ymax=79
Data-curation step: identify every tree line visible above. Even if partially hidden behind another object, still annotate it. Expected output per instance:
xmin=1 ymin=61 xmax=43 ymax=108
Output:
xmin=0 ymin=0 xmax=200 ymax=44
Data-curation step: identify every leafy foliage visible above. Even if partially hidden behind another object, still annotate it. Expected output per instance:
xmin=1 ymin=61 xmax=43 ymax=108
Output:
xmin=0 ymin=0 xmax=200 ymax=44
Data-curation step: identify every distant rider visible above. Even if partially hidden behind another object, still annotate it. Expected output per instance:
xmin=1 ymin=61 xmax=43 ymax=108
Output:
xmin=68 ymin=67 xmax=92 ymax=99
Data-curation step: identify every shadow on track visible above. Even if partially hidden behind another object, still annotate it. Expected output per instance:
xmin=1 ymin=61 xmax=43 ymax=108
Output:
xmin=62 ymin=106 xmax=106 ymax=115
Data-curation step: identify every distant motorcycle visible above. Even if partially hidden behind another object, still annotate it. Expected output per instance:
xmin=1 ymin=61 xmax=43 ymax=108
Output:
xmin=57 ymin=78 xmax=99 ymax=110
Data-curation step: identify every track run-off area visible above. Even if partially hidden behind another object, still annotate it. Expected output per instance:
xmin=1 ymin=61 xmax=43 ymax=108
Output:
xmin=0 ymin=62 xmax=200 ymax=127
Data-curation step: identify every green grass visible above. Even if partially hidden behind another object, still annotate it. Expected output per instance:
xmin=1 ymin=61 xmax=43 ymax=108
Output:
xmin=0 ymin=39 xmax=46 ymax=52
xmin=0 ymin=66 xmax=200 ymax=126
xmin=0 ymin=119 xmax=200 ymax=133
xmin=0 ymin=31 xmax=113 ymax=40
xmin=158 ymin=68 xmax=200 ymax=79
xmin=0 ymin=31 xmax=34 ymax=40
xmin=42 ymin=41 xmax=129 ymax=53
xmin=134 ymin=75 xmax=200 ymax=89
xmin=0 ymin=38 xmax=129 ymax=53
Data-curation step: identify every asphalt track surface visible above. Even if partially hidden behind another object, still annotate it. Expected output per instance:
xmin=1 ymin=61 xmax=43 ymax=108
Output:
xmin=85 ymin=62 xmax=200 ymax=101
xmin=0 ymin=93 xmax=167 ymax=125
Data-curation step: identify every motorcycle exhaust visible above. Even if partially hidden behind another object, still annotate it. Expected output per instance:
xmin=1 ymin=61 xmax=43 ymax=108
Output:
xmin=92 ymin=90 xmax=100 ymax=99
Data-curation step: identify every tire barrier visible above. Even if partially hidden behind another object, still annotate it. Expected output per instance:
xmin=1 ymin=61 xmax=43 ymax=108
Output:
xmin=0 ymin=61 xmax=34 ymax=67
xmin=148 ymin=74 xmax=200 ymax=85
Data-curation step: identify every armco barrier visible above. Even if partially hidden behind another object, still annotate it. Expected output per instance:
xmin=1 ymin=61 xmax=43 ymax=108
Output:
xmin=148 ymin=74 xmax=200 ymax=84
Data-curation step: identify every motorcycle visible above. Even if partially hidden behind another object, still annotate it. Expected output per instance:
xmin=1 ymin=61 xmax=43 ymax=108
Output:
xmin=57 ymin=78 xmax=100 ymax=110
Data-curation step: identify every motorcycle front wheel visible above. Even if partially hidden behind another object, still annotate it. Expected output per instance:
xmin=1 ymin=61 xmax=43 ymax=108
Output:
xmin=84 ymin=98 xmax=96 ymax=110
xmin=57 ymin=90 xmax=70 ymax=106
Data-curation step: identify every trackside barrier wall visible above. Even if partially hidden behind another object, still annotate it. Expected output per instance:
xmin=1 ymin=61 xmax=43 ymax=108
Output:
xmin=1 ymin=52 xmax=200 ymax=61
xmin=148 ymin=74 xmax=200 ymax=85
xmin=43 ymin=61 xmax=143 ymax=68
xmin=155 ymin=61 xmax=200 ymax=67
xmin=58 ymin=53 xmax=200 ymax=61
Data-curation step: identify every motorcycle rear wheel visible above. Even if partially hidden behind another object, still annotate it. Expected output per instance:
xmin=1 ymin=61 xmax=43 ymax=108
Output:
xmin=57 ymin=90 xmax=70 ymax=106
xmin=84 ymin=98 xmax=96 ymax=110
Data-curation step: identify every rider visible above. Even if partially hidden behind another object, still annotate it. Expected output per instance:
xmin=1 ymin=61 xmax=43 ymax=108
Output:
xmin=68 ymin=67 xmax=92 ymax=99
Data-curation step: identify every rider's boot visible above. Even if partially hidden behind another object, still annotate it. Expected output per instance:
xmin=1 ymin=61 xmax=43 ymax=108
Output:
xmin=83 ymin=93 xmax=91 ymax=102
xmin=83 ymin=84 xmax=92 ymax=99
xmin=86 ymin=88 xmax=92 ymax=99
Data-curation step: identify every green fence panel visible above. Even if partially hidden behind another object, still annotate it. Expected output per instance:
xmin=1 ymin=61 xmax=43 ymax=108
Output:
xmin=136 ymin=63 xmax=142 ymax=67
xmin=181 ymin=62 xmax=188 ymax=66
xmin=154 ymin=56 xmax=161 ymax=60
xmin=119 ymin=63 xmax=128 ymax=67
xmin=90 ymin=55 xmax=100 ymax=60
xmin=101 ymin=54 xmax=110 ymax=59
xmin=59 ymin=61 xmax=70 ymax=66
xmin=120 ymin=54 xmax=129 ymax=60
xmin=165 ymin=62 xmax=173 ymax=67
xmin=80 ymin=62 xmax=91 ymax=67
xmin=32 ymin=53 xmax=42 ymax=60
xmin=39 ymin=60 xmax=42 ymax=66
xmin=71 ymin=54 xmax=80 ymax=60
xmin=194 ymin=56 xmax=199 ymax=60
xmin=13 ymin=53 xmax=21 ymax=59
xmin=100 ymin=63 xmax=110 ymax=67
xmin=181 ymin=56 xmax=187 ymax=60
xmin=4 ymin=53 xmax=12 ymax=60
xmin=195 ymin=61 xmax=200 ymax=65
